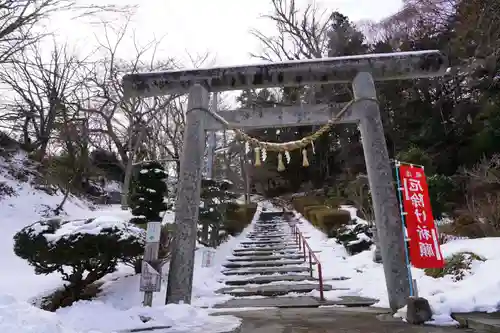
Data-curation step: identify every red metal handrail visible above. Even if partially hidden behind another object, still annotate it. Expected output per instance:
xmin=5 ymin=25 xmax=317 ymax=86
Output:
xmin=289 ymin=221 xmax=325 ymax=301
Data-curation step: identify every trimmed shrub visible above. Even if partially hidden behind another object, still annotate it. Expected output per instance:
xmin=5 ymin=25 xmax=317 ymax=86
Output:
xmin=14 ymin=217 xmax=145 ymax=310
xmin=324 ymin=196 xmax=344 ymax=208
xmin=303 ymin=205 xmax=329 ymax=221
xmin=330 ymin=221 xmax=374 ymax=255
xmin=315 ymin=209 xmax=353 ymax=230
xmin=308 ymin=207 xmax=332 ymax=227
xmin=424 ymin=251 xmax=485 ymax=281
xmin=449 ymin=215 xmax=487 ymax=238
xmin=292 ymin=196 xmax=323 ymax=214
xmin=225 ymin=203 xmax=258 ymax=236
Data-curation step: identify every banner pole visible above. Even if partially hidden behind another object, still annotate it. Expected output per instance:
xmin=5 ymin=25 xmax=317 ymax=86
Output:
xmin=394 ymin=160 xmax=415 ymax=297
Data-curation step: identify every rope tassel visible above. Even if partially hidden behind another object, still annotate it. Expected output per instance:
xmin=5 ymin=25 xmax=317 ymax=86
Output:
xmin=254 ymin=147 xmax=261 ymax=166
xmin=302 ymin=149 xmax=309 ymax=167
xmin=277 ymin=152 xmax=285 ymax=172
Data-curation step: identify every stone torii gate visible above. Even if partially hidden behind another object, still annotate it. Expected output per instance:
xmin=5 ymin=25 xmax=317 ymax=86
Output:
xmin=122 ymin=50 xmax=448 ymax=312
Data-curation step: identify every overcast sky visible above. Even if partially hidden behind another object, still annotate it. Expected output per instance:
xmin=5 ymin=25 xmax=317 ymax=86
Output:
xmin=53 ymin=0 xmax=403 ymax=67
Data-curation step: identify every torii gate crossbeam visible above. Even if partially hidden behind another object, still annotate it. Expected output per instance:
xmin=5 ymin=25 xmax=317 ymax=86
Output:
xmin=122 ymin=50 xmax=448 ymax=312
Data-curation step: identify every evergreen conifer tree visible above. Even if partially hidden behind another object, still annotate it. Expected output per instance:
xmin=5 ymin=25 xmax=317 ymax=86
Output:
xmin=199 ymin=178 xmax=239 ymax=247
xmin=130 ymin=161 xmax=168 ymax=224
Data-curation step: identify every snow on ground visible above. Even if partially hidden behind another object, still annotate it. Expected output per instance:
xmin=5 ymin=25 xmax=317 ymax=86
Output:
xmin=0 ymin=152 xmax=242 ymax=333
xmin=0 ymin=152 xmax=97 ymax=302
xmin=291 ymin=205 xmax=500 ymax=325
xmin=7 ymin=146 xmax=498 ymax=331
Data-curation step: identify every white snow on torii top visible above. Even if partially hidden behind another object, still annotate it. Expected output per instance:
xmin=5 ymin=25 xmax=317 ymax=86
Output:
xmin=122 ymin=50 xmax=448 ymax=98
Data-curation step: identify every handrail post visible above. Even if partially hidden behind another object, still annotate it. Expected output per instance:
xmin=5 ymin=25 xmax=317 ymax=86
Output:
xmin=317 ymin=263 xmax=324 ymax=301
xmin=308 ymin=251 xmax=313 ymax=277
xmin=302 ymin=238 xmax=306 ymax=261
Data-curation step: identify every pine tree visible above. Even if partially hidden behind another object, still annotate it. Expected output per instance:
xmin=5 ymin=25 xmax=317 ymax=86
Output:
xmin=130 ymin=161 xmax=169 ymax=224
xmin=199 ymin=178 xmax=239 ymax=247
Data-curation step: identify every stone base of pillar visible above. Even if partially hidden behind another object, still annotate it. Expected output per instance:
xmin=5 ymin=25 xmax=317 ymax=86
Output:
xmin=373 ymin=246 xmax=383 ymax=263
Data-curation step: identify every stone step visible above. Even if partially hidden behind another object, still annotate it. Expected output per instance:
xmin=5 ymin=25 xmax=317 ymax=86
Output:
xmin=232 ymin=250 xmax=300 ymax=257
xmin=223 ymin=275 xmax=352 ymax=286
xmin=253 ymin=224 xmax=286 ymax=228
xmin=254 ymin=222 xmax=288 ymax=228
xmin=256 ymin=223 xmax=285 ymax=226
xmin=245 ymin=238 xmax=296 ymax=243
xmin=233 ymin=247 xmax=300 ymax=253
xmin=240 ymin=241 xmax=297 ymax=246
xmin=221 ymin=266 xmax=310 ymax=276
xmin=453 ymin=312 xmax=500 ymax=332
xmin=252 ymin=225 xmax=287 ymax=232
xmin=247 ymin=233 xmax=288 ymax=237
xmin=259 ymin=211 xmax=286 ymax=218
xmin=240 ymin=240 xmax=285 ymax=245
xmin=223 ymin=274 xmax=317 ymax=286
xmin=253 ymin=223 xmax=286 ymax=226
xmin=238 ymin=244 xmax=298 ymax=249
xmin=237 ymin=244 xmax=299 ymax=252
xmin=246 ymin=235 xmax=292 ymax=239
xmin=223 ymin=259 xmax=304 ymax=269
xmin=256 ymin=219 xmax=285 ymax=222
xmin=217 ymin=283 xmax=339 ymax=297
xmin=212 ymin=296 xmax=379 ymax=309
xmin=251 ymin=228 xmax=288 ymax=235
xmin=227 ymin=254 xmax=304 ymax=262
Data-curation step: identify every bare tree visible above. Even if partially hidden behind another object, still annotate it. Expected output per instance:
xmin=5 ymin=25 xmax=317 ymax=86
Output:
xmin=250 ymin=0 xmax=331 ymax=61
xmin=0 ymin=39 xmax=87 ymax=160
xmin=0 ymin=0 xmax=132 ymax=65
xmin=461 ymin=155 xmax=500 ymax=234
xmin=78 ymin=17 xmax=178 ymax=210
xmin=145 ymin=96 xmax=186 ymax=175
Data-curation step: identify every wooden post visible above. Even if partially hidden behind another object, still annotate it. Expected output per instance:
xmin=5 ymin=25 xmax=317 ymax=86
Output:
xmin=140 ymin=222 xmax=162 ymax=306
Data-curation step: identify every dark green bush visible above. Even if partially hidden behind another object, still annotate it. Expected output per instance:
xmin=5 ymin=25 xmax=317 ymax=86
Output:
xmin=424 ymin=251 xmax=485 ymax=281
xmin=330 ymin=222 xmax=374 ymax=255
xmin=428 ymin=174 xmax=458 ymax=218
xmin=14 ymin=217 xmax=145 ymax=309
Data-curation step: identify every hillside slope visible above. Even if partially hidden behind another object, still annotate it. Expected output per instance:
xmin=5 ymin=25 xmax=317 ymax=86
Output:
xmin=0 ymin=151 xmax=242 ymax=332
xmin=0 ymin=151 xmax=101 ymax=301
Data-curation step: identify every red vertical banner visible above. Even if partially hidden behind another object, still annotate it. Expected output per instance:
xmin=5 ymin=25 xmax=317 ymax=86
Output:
xmin=397 ymin=164 xmax=445 ymax=269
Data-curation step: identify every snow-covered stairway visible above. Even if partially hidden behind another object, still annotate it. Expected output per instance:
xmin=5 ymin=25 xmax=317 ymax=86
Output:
xmin=213 ymin=210 xmax=377 ymax=308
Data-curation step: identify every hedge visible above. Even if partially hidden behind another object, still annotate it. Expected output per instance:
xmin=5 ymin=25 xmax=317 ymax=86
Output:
xmin=303 ymin=205 xmax=329 ymax=222
xmin=292 ymin=196 xmax=323 ymax=214
xmin=314 ymin=209 xmax=352 ymax=230
xmin=225 ymin=203 xmax=258 ymax=236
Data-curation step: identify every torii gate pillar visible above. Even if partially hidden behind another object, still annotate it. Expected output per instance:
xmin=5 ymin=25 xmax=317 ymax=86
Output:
xmin=165 ymin=84 xmax=209 ymax=304
xmin=352 ymin=72 xmax=410 ymax=310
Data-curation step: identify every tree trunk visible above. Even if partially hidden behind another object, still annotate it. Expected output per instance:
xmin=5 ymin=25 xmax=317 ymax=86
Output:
xmin=121 ymin=158 xmax=134 ymax=210
xmin=121 ymin=125 xmax=149 ymax=211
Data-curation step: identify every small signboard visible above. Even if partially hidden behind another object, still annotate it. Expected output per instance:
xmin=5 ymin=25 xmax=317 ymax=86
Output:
xmin=140 ymin=261 xmax=162 ymax=292
xmin=201 ymin=248 xmax=216 ymax=268
xmin=146 ymin=222 xmax=162 ymax=243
